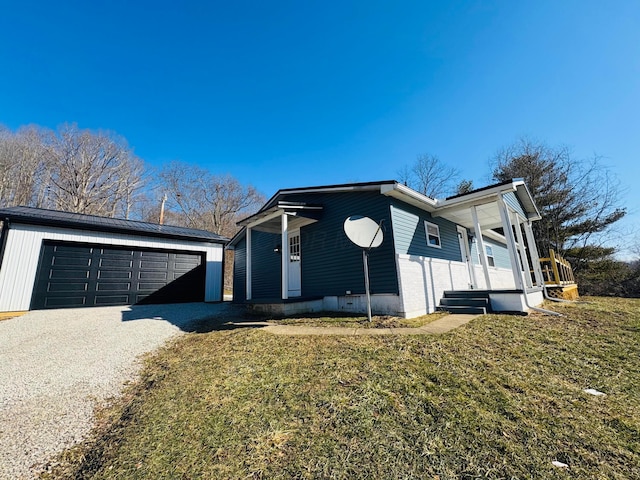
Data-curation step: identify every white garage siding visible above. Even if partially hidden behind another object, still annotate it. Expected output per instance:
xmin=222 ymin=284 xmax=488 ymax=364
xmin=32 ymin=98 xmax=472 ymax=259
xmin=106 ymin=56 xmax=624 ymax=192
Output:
xmin=0 ymin=223 xmax=224 ymax=312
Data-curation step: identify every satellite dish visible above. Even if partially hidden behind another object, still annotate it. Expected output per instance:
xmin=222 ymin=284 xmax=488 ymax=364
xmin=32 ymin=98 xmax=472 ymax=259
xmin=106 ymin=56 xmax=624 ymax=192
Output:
xmin=344 ymin=215 xmax=384 ymax=249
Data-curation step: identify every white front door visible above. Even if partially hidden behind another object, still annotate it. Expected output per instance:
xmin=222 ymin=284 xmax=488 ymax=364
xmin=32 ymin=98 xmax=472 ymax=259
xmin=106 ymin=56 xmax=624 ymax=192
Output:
xmin=288 ymin=229 xmax=301 ymax=297
xmin=457 ymin=226 xmax=476 ymax=289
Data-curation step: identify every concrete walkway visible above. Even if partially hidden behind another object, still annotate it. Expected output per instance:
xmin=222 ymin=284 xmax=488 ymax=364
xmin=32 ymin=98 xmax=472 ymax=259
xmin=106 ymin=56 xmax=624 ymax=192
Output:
xmin=256 ymin=314 xmax=479 ymax=336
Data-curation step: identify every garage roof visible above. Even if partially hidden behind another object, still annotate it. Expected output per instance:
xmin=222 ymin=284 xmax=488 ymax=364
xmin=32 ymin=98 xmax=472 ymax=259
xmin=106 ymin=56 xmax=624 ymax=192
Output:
xmin=0 ymin=206 xmax=228 ymax=244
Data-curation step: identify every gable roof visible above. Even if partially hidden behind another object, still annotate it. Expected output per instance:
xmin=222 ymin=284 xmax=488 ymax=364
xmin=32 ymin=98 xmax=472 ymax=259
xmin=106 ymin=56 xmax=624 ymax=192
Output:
xmin=228 ymin=178 xmax=541 ymax=247
xmin=258 ymin=180 xmax=398 ymax=212
xmin=0 ymin=206 xmax=228 ymax=244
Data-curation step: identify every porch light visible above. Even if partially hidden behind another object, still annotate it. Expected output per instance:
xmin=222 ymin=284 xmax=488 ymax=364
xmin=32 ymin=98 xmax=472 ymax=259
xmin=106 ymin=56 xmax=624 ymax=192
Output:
xmin=274 ymin=244 xmax=281 ymax=254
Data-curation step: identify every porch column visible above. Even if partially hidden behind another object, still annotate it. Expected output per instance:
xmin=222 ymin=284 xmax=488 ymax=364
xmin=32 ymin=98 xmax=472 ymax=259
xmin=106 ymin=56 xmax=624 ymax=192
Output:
xmin=511 ymin=211 xmax=533 ymax=289
xmin=281 ymin=212 xmax=289 ymax=300
xmin=497 ymin=195 xmax=525 ymax=290
xmin=524 ymin=221 xmax=545 ymax=287
xmin=246 ymin=227 xmax=252 ymax=300
xmin=471 ymin=205 xmax=492 ymax=290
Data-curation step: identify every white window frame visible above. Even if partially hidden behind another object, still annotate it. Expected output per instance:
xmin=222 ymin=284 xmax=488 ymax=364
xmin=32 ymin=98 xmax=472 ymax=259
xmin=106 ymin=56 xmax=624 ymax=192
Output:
xmin=424 ymin=221 xmax=441 ymax=248
xmin=485 ymin=245 xmax=495 ymax=267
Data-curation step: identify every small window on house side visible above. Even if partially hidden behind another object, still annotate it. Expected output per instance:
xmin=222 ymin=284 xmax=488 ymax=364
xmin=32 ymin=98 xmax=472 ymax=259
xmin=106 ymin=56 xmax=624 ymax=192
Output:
xmin=485 ymin=245 xmax=495 ymax=267
xmin=425 ymin=221 xmax=441 ymax=248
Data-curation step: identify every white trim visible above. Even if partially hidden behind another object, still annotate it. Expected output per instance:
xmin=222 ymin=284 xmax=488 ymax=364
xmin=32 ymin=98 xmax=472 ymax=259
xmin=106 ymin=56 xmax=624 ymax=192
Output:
xmin=380 ymin=183 xmax=438 ymax=210
xmin=424 ymin=221 xmax=442 ymax=248
xmin=245 ymin=209 xmax=284 ymax=230
xmin=524 ymin=221 xmax=545 ymax=287
xmin=246 ymin=227 xmax=252 ymax=300
xmin=471 ymin=205 xmax=492 ymax=289
xmin=485 ymin=245 xmax=496 ymax=267
xmin=281 ymin=212 xmax=289 ymax=300
xmin=497 ymin=195 xmax=525 ymax=290
xmin=456 ymin=225 xmax=476 ymax=288
xmin=511 ymin=210 xmax=533 ymax=289
xmin=437 ymin=180 xmax=524 ymax=210
xmin=287 ymin=228 xmax=302 ymax=297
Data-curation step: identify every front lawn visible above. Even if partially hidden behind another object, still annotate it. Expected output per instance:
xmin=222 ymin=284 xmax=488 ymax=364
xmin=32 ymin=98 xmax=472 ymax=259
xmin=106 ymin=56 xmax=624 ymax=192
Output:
xmin=44 ymin=297 xmax=640 ymax=479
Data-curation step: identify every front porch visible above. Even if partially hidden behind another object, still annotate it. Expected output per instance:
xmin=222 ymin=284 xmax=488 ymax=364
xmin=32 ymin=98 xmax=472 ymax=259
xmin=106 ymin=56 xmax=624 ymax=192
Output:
xmin=398 ymin=180 xmax=549 ymax=316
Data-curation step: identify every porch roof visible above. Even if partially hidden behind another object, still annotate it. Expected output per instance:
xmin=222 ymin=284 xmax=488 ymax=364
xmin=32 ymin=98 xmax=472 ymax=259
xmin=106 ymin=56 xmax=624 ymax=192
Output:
xmin=229 ymin=202 xmax=323 ymax=244
xmin=381 ymin=179 xmax=541 ymax=230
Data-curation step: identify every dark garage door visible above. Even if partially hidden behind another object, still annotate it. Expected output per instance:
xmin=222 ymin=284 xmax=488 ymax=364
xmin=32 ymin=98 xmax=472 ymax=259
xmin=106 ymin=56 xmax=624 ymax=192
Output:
xmin=31 ymin=241 xmax=205 ymax=309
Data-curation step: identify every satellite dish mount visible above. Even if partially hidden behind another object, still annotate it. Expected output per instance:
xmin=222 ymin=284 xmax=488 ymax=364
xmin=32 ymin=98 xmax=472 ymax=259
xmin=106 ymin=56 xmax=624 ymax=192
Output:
xmin=343 ymin=215 xmax=384 ymax=322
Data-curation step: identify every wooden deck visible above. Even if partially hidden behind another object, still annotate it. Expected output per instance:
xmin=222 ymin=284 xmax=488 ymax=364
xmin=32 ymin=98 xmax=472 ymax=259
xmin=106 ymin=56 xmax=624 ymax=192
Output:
xmin=537 ymin=249 xmax=579 ymax=299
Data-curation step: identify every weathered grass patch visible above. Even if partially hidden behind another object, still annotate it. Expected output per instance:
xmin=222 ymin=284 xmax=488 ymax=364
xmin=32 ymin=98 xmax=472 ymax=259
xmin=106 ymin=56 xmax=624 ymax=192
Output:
xmin=275 ymin=311 xmax=447 ymax=328
xmin=43 ymin=297 xmax=640 ymax=479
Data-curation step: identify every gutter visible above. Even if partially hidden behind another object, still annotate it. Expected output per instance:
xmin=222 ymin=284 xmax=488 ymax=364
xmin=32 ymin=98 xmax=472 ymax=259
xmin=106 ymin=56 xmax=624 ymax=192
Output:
xmin=379 ymin=183 xmax=438 ymax=211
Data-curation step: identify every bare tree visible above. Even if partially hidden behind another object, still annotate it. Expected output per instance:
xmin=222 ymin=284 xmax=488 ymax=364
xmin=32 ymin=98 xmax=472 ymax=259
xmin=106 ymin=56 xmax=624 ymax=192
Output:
xmin=398 ymin=153 xmax=460 ymax=198
xmin=157 ymin=161 xmax=264 ymax=237
xmin=0 ymin=125 xmax=51 ymax=208
xmin=156 ymin=162 xmax=265 ymax=292
xmin=45 ymin=124 xmax=145 ymax=217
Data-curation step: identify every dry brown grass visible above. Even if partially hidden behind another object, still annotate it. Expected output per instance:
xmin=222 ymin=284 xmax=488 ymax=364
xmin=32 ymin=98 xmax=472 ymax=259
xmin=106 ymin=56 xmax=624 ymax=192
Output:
xmin=43 ymin=297 xmax=640 ymax=479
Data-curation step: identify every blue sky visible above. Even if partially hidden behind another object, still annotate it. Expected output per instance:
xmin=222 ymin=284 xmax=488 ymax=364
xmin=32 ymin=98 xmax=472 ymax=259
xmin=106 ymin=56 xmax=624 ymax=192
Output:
xmin=1 ymin=1 xmax=639 ymax=252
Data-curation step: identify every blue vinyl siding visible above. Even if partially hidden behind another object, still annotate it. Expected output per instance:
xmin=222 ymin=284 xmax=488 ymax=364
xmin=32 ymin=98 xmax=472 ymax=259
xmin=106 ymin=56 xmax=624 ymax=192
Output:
xmin=470 ymin=236 xmax=511 ymax=269
xmin=503 ymin=191 xmax=526 ymax=218
xmin=285 ymin=191 xmax=398 ymax=296
xmin=232 ymin=230 xmax=281 ymax=301
xmin=390 ymin=201 xmax=462 ymax=261
xmin=250 ymin=230 xmax=281 ymax=298
xmin=232 ymin=237 xmax=246 ymax=302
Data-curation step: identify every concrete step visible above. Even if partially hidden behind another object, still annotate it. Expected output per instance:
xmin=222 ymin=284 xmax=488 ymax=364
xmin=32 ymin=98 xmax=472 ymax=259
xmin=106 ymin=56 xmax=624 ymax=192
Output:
xmin=439 ymin=297 xmax=490 ymax=308
xmin=443 ymin=290 xmax=491 ymax=299
xmin=438 ymin=305 xmax=487 ymax=315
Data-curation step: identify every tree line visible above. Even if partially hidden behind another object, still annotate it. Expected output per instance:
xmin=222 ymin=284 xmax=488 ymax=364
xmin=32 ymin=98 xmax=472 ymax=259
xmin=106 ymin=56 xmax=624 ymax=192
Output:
xmin=398 ymin=140 xmax=638 ymax=297
xmin=1 ymin=123 xmax=637 ymax=296
xmin=0 ymin=124 xmax=264 ymax=240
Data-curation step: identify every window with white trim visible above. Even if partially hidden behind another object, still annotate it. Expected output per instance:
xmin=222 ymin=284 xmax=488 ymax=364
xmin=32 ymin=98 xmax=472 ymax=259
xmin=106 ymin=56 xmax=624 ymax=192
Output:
xmin=425 ymin=221 xmax=441 ymax=248
xmin=485 ymin=245 xmax=495 ymax=267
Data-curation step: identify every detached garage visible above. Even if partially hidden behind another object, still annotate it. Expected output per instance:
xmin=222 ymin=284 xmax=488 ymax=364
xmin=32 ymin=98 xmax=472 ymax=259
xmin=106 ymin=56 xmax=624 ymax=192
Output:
xmin=0 ymin=206 xmax=228 ymax=312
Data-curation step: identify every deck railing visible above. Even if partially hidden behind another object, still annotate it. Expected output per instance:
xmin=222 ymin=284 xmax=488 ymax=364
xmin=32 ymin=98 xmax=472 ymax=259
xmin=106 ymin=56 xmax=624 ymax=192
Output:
xmin=538 ymin=249 xmax=575 ymax=285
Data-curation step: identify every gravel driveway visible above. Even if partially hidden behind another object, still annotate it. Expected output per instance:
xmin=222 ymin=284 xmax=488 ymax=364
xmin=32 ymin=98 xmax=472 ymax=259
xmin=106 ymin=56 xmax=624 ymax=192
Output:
xmin=0 ymin=302 xmax=237 ymax=479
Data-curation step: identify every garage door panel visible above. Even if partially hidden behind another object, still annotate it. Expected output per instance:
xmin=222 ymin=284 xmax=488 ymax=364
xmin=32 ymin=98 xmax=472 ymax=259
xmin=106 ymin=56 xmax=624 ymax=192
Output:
xmin=100 ymin=248 xmax=133 ymax=256
xmin=46 ymin=296 xmax=86 ymax=308
xmin=53 ymin=245 xmax=93 ymax=255
xmin=48 ymin=282 xmax=89 ymax=293
xmin=140 ymin=251 xmax=169 ymax=258
xmin=175 ymin=261 xmax=199 ymax=270
xmin=100 ymin=258 xmax=133 ymax=268
xmin=95 ymin=295 xmax=131 ymax=305
xmin=32 ymin=241 xmax=206 ymax=310
xmin=140 ymin=260 xmax=168 ymax=269
xmin=52 ymin=256 xmax=92 ymax=267
xmin=139 ymin=271 xmax=167 ymax=280
xmin=50 ymin=269 xmax=90 ymax=280
xmin=96 ymin=282 xmax=131 ymax=291
xmin=98 ymin=270 xmax=132 ymax=279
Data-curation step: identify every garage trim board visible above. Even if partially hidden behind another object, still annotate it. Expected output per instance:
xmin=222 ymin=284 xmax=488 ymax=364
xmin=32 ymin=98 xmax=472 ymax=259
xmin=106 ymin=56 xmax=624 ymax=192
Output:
xmin=0 ymin=206 xmax=228 ymax=312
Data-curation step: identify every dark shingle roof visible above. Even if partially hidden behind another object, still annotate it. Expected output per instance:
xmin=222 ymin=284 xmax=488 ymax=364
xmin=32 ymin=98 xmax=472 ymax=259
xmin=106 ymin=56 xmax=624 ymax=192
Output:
xmin=0 ymin=206 xmax=228 ymax=244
